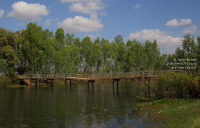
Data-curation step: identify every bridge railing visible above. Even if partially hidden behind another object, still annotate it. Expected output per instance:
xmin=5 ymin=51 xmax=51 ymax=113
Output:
xmin=22 ymin=70 xmax=183 ymax=79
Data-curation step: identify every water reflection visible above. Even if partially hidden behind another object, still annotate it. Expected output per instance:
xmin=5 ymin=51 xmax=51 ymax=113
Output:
xmin=113 ymin=88 xmax=119 ymax=96
xmin=0 ymin=81 xmax=154 ymax=128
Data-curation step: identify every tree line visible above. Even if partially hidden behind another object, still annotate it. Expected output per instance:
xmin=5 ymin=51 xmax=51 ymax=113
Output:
xmin=0 ymin=22 xmax=200 ymax=78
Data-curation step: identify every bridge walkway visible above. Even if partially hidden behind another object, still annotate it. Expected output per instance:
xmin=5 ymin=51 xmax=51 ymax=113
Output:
xmin=18 ymin=70 xmax=182 ymax=86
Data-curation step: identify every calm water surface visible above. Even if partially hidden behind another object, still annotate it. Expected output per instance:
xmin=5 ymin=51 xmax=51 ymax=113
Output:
xmin=0 ymin=81 xmax=154 ymax=128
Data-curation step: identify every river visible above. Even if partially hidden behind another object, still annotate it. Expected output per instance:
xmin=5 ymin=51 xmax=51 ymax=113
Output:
xmin=0 ymin=81 xmax=154 ymax=128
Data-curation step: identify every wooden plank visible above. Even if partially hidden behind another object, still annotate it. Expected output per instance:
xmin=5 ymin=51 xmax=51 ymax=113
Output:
xmin=18 ymin=70 xmax=182 ymax=82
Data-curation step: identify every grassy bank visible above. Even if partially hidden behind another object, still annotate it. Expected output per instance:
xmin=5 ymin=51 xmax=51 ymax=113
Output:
xmin=137 ymin=98 xmax=200 ymax=128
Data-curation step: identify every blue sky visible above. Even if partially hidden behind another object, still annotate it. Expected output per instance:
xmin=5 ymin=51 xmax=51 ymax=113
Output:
xmin=0 ymin=0 xmax=200 ymax=53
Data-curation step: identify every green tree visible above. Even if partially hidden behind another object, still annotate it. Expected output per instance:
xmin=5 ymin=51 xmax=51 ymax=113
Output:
xmin=144 ymin=40 xmax=160 ymax=70
xmin=0 ymin=59 xmax=7 ymax=75
xmin=65 ymin=33 xmax=74 ymax=46
xmin=115 ymin=34 xmax=123 ymax=45
xmin=68 ymin=45 xmax=80 ymax=73
xmin=166 ymin=53 xmax=176 ymax=70
xmin=116 ymin=42 xmax=126 ymax=72
xmin=155 ymin=54 xmax=168 ymax=70
xmin=80 ymin=36 xmax=92 ymax=72
xmin=55 ymin=27 xmax=65 ymax=49
xmin=0 ymin=28 xmax=20 ymax=69
xmin=196 ymin=36 xmax=200 ymax=70
xmin=20 ymin=23 xmax=57 ymax=74
xmin=125 ymin=39 xmax=147 ymax=71
xmin=74 ymin=37 xmax=81 ymax=48
xmin=88 ymin=38 xmax=102 ymax=73
xmin=182 ymin=34 xmax=197 ymax=58
xmin=101 ymin=39 xmax=114 ymax=73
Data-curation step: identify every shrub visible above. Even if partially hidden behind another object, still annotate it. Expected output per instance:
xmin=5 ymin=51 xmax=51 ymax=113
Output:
xmin=150 ymin=71 xmax=199 ymax=99
xmin=0 ymin=76 xmax=12 ymax=87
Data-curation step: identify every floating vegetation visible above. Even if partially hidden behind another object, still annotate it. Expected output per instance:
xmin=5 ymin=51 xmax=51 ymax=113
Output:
xmin=9 ymin=85 xmax=27 ymax=88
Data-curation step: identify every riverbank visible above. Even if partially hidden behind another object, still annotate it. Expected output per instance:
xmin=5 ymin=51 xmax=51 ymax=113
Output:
xmin=137 ymin=98 xmax=200 ymax=128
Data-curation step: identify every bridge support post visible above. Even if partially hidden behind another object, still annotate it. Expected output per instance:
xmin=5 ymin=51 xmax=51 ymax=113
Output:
xmin=87 ymin=80 xmax=95 ymax=90
xmin=144 ymin=78 xmax=151 ymax=98
xmin=148 ymin=78 xmax=151 ymax=98
xmin=51 ymin=79 xmax=54 ymax=86
xmin=144 ymin=78 xmax=147 ymax=98
xmin=35 ymin=79 xmax=38 ymax=87
xmin=30 ymin=79 xmax=32 ymax=86
xmin=70 ymin=79 xmax=72 ymax=88
xmin=64 ymin=79 xmax=72 ymax=87
xmin=92 ymin=81 xmax=94 ymax=90
xmin=113 ymin=79 xmax=120 ymax=88
xmin=65 ymin=79 xmax=67 ymax=86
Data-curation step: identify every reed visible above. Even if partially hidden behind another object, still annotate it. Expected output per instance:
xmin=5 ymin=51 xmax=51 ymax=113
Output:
xmin=150 ymin=72 xmax=200 ymax=99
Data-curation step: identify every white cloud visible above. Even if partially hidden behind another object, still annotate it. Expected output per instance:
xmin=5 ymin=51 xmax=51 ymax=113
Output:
xmin=45 ymin=18 xmax=59 ymax=26
xmin=129 ymin=29 xmax=183 ymax=52
xmin=99 ymin=11 xmax=107 ymax=16
xmin=182 ymin=24 xmax=198 ymax=35
xmin=17 ymin=22 xmax=24 ymax=26
xmin=61 ymin=0 xmax=105 ymax=33
xmin=86 ymin=34 xmax=98 ymax=39
xmin=133 ymin=4 xmax=141 ymax=9
xmin=0 ymin=9 xmax=4 ymax=17
xmin=45 ymin=19 xmax=51 ymax=26
xmin=87 ymin=35 xmax=95 ymax=39
xmin=90 ymin=13 xmax=99 ymax=21
xmin=157 ymin=36 xmax=183 ymax=48
xmin=59 ymin=15 xmax=103 ymax=33
xmin=8 ymin=1 xmax=49 ymax=21
xmin=61 ymin=0 xmax=99 ymax=3
xmin=70 ymin=2 xmax=105 ymax=14
xmin=129 ymin=29 xmax=167 ymax=41
xmin=166 ymin=19 xmax=192 ymax=27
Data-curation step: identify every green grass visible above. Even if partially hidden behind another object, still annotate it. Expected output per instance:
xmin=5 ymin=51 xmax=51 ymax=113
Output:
xmin=137 ymin=98 xmax=200 ymax=128
xmin=9 ymin=85 xmax=27 ymax=88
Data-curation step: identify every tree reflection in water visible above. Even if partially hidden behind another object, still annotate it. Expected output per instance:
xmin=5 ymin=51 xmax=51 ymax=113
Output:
xmin=0 ymin=81 xmax=154 ymax=128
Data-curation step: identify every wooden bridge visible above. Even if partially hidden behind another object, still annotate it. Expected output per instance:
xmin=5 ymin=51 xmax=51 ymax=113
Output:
xmin=18 ymin=70 xmax=182 ymax=88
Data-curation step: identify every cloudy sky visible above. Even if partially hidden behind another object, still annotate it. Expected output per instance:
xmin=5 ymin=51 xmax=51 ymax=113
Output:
xmin=0 ymin=0 xmax=200 ymax=53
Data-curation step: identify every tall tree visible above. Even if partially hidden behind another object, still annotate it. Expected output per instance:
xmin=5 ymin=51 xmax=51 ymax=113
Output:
xmin=196 ymin=36 xmax=200 ymax=69
xmin=182 ymin=34 xmax=197 ymax=59
xmin=55 ymin=27 xmax=65 ymax=49
xmin=80 ymin=36 xmax=92 ymax=72
xmin=116 ymin=42 xmax=126 ymax=72
xmin=88 ymin=38 xmax=102 ymax=73
xmin=144 ymin=40 xmax=160 ymax=70
xmin=125 ymin=39 xmax=148 ymax=71
xmin=115 ymin=34 xmax=124 ymax=45
xmin=155 ymin=54 xmax=168 ymax=70
xmin=65 ymin=33 xmax=74 ymax=46
xmin=0 ymin=28 xmax=20 ymax=69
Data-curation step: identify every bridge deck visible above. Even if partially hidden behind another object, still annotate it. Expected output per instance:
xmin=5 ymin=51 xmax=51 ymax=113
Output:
xmin=18 ymin=70 xmax=182 ymax=85
xmin=18 ymin=75 xmax=159 ymax=80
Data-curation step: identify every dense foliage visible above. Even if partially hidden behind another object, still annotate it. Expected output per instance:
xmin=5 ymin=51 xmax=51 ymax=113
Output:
xmin=149 ymin=72 xmax=200 ymax=99
xmin=0 ymin=22 xmax=200 ymax=79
